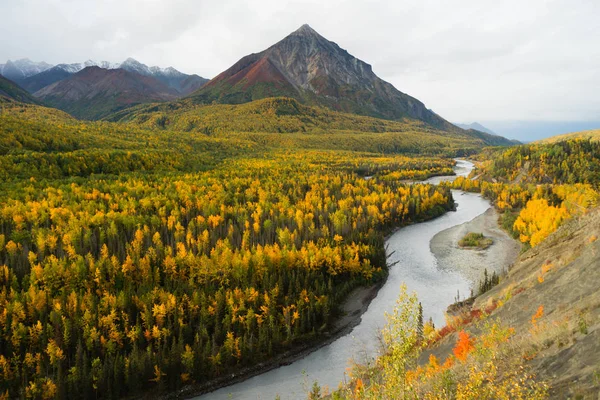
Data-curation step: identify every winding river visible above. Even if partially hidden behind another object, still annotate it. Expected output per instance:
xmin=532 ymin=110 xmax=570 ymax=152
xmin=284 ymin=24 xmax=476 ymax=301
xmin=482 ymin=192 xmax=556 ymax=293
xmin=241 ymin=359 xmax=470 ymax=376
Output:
xmin=198 ymin=160 xmax=491 ymax=400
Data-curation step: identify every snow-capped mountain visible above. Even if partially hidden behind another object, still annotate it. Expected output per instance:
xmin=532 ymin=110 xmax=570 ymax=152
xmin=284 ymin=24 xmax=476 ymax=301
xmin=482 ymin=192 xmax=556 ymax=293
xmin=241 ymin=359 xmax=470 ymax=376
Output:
xmin=0 ymin=59 xmax=53 ymax=83
xmin=44 ymin=60 xmax=124 ymax=75
xmin=49 ymin=58 xmax=194 ymax=79
xmin=84 ymin=60 xmax=121 ymax=70
xmin=13 ymin=57 xmax=208 ymax=95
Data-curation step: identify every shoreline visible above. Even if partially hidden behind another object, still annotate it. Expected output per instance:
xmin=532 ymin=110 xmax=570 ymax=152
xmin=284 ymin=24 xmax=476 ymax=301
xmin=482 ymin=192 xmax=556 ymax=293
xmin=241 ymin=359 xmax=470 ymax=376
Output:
xmin=163 ymin=281 xmax=383 ymax=400
xmin=430 ymin=206 xmax=521 ymax=290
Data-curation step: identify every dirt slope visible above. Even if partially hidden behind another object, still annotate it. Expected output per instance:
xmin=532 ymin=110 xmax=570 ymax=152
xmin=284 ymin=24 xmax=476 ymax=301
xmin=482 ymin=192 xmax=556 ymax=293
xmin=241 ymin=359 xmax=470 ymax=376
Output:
xmin=425 ymin=207 xmax=600 ymax=398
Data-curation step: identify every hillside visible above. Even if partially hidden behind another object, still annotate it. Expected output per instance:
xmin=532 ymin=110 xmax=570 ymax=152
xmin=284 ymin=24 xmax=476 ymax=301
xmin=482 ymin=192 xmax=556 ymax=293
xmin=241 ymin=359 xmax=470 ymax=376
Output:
xmin=537 ymin=129 xmax=600 ymax=144
xmin=474 ymin=205 xmax=600 ymax=398
xmin=188 ymin=25 xmax=454 ymax=129
xmin=108 ymin=97 xmax=515 ymax=152
xmin=0 ymin=74 xmax=40 ymax=104
xmin=388 ymin=206 xmax=600 ymax=399
xmin=0 ymin=103 xmax=257 ymax=179
xmin=474 ymin=137 xmax=600 ymax=186
xmin=34 ymin=66 xmax=180 ymax=120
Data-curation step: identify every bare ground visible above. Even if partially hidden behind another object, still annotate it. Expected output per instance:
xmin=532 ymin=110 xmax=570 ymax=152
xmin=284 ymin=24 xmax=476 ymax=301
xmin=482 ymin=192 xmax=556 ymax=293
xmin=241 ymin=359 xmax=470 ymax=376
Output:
xmin=430 ymin=207 xmax=521 ymax=289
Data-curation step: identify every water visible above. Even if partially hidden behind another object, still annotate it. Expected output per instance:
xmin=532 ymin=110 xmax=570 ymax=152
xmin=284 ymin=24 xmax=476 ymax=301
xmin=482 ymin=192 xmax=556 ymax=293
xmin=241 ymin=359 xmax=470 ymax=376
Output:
xmin=198 ymin=160 xmax=491 ymax=400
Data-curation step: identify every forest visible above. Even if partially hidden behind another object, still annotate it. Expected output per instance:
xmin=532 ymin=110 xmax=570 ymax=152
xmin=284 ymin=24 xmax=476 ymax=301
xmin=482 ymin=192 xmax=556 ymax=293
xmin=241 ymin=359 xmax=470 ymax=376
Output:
xmin=444 ymin=138 xmax=600 ymax=247
xmin=0 ymin=103 xmax=461 ymax=399
xmin=2 ymin=100 xmax=597 ymax=399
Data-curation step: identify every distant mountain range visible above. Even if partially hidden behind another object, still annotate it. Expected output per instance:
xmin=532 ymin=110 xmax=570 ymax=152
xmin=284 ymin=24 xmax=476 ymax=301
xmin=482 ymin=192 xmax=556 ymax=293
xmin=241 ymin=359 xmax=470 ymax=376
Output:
xmin=190 ymin=24 xmax=454 ymax=130
xmin=1 ymin=58 xmax=208 ymax=95
xmin=0 ymin=59 xmax=53 ymax=82
xmin=34 ymin=66 xmax=181 ymax=120
xmin=454 ymin=122 xmax=496 ymax=135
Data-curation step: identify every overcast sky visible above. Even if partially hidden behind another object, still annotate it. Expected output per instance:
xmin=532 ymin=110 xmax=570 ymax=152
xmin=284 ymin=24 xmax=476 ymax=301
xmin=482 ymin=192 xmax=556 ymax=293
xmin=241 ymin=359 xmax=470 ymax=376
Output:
xmin=1 ymin=0 xmax=599 ymax=125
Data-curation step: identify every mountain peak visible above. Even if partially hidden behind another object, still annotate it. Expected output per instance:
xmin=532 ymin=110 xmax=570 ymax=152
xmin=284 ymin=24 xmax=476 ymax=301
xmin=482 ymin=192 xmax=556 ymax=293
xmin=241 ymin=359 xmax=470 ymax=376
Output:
xmin=294 ymin=24 xmax=318 ymax=36
xmin=122 ymin=57 xmax=142 ymax=66
xmin=190 ymin=26 xmax=454 ymax=129
xmin=0 ymin=58 xmax=53 ymax=82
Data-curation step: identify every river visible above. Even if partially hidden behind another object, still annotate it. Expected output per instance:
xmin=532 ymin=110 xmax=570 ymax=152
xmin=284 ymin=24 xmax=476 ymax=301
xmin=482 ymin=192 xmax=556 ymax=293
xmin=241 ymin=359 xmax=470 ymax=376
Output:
xmin=198 ymin=159 xmax=491 ymax=400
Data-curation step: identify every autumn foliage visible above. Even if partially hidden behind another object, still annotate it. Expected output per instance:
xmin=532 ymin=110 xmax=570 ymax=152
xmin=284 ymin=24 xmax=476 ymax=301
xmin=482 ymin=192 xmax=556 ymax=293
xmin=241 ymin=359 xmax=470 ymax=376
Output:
xmin=453 ymin=330 xmax=475 ymax=362
xmin=445 ymin=139 xmax=600 ymax=248
xmin=0 ymin=103 xmax=461 ymax=399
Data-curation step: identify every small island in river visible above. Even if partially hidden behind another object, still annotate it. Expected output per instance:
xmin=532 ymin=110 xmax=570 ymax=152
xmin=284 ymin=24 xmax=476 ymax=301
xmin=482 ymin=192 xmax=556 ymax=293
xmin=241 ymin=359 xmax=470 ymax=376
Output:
xmin=458 ymin=232 xmax=493 ymax=249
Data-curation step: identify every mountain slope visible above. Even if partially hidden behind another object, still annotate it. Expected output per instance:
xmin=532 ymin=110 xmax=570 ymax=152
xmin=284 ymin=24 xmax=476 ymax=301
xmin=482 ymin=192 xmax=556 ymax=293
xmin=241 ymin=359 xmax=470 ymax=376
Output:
xmin=20 ymin=66 xmax=74 ymax=93
xmin=0 ymin=74 xmax=40 ymax=104
xmin=189 ymin=24 xmax=454 ymax=129
xmin=34 ymin=66 xmax=179 ymax=120
xmin=472 ymin=207 xmax=600 ymax=398
xmin=537 ymin=128 xmax=600 ymax=143
xmin=108 ymin=96 xmax=515 ymax=152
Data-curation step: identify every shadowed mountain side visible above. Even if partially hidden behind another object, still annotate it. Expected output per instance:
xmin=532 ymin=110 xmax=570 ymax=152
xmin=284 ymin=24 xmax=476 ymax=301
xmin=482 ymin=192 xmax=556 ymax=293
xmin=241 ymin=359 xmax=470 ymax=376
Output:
xmin=0 ymin=74 xmax=40 ymax=104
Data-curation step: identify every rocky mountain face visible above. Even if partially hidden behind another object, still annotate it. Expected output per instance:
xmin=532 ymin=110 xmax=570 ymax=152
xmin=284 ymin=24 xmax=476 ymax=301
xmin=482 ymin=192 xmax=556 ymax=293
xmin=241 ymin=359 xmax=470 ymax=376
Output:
xmin=0 ymin=74 xmax=40 ymax=104
xmin=191 ymin=24 xmax=453 ymax=129
xmin=34 ymin=66 xmax=180 ymax=120
xmin=0 ymin=59 xmax=53 ymax=83
xmin=11 ymin=58 xmax=208 ymax=95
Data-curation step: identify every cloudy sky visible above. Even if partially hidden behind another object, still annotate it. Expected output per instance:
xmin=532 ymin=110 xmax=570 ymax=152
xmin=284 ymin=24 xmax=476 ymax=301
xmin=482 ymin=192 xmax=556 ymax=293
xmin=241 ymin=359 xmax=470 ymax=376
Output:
xmin=1 ymin=0 xmax=599 ymax=130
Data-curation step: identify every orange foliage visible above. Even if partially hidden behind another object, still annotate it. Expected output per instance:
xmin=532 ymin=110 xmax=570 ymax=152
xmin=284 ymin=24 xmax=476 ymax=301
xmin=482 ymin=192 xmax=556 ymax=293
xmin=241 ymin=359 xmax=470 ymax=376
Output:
xmin=531 ymin=306 xmax=544 ymax=327
xmin=354 ymin=378 xmax=364 ymax=397
xmin=453 ymin=331 xmax=475 ymax=362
